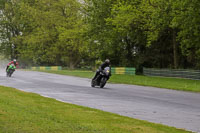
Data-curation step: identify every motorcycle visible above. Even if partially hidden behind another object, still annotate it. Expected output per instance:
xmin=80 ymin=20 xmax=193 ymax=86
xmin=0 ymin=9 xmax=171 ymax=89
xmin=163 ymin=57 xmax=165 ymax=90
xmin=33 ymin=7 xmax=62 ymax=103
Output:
xmin=6 ymin=64 xmax=16 ymax=77
xmin=91 ymin=67 xmax=111 ymax=88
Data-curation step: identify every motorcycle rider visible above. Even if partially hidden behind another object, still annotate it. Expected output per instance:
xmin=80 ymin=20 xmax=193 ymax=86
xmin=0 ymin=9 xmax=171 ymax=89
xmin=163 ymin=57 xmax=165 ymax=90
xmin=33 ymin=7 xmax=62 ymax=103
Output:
xmin=92 ymin=59 xmax=111 ymax=80
xmin=6 ymin=59 xmax=18 ymax=72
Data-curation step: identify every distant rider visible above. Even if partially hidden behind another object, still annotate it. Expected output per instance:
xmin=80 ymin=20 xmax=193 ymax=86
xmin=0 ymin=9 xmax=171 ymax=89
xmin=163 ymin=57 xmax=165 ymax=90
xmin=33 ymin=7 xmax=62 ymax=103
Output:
xmin=6 ymin=59 xmax=19 ymax=71
xmin=92 ymin=59 xmax=111 ymax=80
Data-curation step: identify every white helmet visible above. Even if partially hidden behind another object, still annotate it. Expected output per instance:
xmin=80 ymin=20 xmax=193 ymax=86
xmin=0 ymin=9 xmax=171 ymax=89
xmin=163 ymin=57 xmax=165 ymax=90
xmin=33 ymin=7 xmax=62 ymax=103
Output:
xmin=105 ymin=59 xmax=110 ymax=64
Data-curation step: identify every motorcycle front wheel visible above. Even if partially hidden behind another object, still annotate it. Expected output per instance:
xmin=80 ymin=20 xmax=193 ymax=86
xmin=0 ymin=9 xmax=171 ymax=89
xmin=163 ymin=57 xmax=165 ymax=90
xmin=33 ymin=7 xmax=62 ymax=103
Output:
xmin=100 ymin=77 xmax=107 ymax=88
xmin=9 ymin=72 xmax=12 ymax=77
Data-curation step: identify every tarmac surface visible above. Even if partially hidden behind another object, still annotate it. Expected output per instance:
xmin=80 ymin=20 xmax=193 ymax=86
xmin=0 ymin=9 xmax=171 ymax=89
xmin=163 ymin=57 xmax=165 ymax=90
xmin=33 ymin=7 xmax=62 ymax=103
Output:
xmin=0 ymin=69 xmax=200 ymax=132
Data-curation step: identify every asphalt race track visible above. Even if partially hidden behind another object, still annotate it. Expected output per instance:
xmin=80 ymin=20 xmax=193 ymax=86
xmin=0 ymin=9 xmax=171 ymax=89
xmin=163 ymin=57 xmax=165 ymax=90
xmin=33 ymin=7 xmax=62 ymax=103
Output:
xmin=0 ymin=69 xmax=200 ymax=133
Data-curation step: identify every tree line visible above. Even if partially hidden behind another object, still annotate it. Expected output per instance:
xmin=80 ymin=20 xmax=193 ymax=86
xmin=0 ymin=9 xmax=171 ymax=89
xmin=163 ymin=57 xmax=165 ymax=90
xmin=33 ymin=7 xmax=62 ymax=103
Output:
xmin=0 ymin=0 xmax=200 ymax=70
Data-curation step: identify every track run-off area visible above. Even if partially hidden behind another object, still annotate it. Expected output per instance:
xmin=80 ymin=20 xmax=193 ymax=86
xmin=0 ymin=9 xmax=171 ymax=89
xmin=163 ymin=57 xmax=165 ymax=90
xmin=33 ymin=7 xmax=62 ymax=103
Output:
xmin=0 ymin=69 xmax=200 ymax=133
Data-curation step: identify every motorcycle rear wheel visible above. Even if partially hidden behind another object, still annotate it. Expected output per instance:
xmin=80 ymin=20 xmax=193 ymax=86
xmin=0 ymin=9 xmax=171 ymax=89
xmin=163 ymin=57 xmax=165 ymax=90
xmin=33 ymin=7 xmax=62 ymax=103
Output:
xmin=6 ymin=72 xmax=9 ymax=77
xmin=91 ymin=80 xmax=95 ymax=87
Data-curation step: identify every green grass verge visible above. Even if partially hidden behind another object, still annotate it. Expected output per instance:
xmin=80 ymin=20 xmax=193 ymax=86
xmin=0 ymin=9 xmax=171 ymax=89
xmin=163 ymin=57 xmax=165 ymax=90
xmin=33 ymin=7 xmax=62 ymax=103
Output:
xmin=0 ymin=85 xmax=190 ymax=133
xmin=35 ymin=70 xmax=200 ymax=92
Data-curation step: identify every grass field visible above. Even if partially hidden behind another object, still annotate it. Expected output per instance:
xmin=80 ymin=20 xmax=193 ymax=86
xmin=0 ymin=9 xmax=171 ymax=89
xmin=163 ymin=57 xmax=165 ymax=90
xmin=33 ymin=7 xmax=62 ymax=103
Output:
xmin=0 ymin=85 xmax=190 ymax=133
xmin=35 ymin=70 xmax=200 ymax=92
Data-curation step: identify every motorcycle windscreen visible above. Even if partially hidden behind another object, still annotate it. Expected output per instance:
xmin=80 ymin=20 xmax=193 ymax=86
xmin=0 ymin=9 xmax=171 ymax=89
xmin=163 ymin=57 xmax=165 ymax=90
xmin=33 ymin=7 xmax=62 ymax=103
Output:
xmin=104 ymin=67 xmax=110 ymax=75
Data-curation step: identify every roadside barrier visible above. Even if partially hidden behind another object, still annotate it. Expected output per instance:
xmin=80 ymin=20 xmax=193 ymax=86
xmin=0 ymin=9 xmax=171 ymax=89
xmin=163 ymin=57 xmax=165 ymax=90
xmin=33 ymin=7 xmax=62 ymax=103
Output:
xmin=31 ymin=66 xmax=135 ymax=75
xmin=143 ymin=68 xmax=200 ymax=80
xmin=111 ymin=67 xmax=136 ymax=75
xmin=31 ymin=66 xmax=62 ymax=71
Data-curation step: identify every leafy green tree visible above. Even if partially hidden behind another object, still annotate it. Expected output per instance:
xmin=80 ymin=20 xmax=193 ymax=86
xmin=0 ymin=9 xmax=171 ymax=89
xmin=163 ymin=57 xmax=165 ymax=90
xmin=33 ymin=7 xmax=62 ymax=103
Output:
xmin=106 ymin=0 xmax=147 ymax=67
xmin=139 ymin=0 xmax=181 ymax=68
xmin=0 ymin=0 xmax=22 ymax=59
xmin=1 ymin=0 xmax=200 ymax=69
xmin=142 ymin=0 xmax=200 ymax=69
xmin=11 ymin=0 xmax=87 ymax=68
xmin=173 ymin=0 xmax=200 ymax=68
xmin=83 ymin=0 xmax=120 ymax=65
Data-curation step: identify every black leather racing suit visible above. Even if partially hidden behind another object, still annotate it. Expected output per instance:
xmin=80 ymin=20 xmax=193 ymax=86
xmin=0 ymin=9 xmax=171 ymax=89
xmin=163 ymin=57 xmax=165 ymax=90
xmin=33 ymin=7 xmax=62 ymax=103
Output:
xmin=92 ymin=62 xmax=111 ymax=80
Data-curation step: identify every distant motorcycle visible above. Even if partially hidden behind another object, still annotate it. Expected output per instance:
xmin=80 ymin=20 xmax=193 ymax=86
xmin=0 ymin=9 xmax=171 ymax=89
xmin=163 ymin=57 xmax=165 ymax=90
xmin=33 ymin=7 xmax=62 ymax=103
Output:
xmin=7 ymin=64 xmax=16 ymax=77
xmin=91 ymin=67 xmax=111 ymax=88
